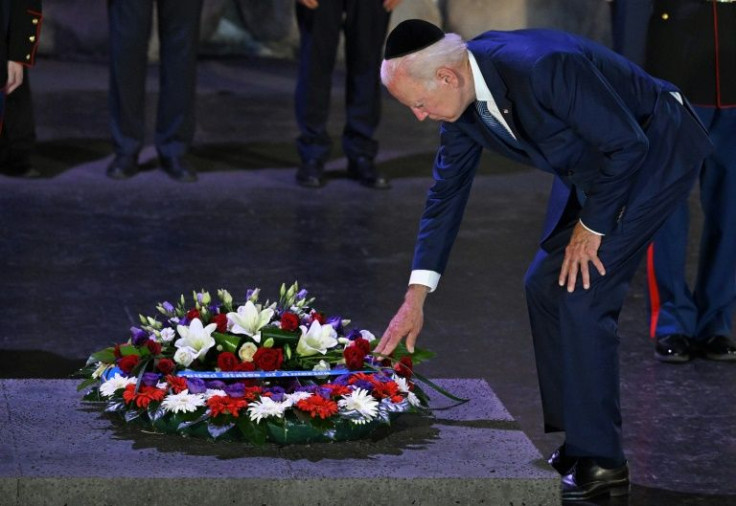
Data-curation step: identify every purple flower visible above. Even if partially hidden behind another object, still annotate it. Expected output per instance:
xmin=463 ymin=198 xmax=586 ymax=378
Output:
xmin=130 ymin=327 xmax=149 ymax=346
xmin=326 ymin=316 xmax=343 ymax=333
xmin=346 ymin=329 xmax=363 ymax=341
xmin=245 ymin=289 xmax=256 ymax=300
xmin=295 ymin=384 xmax=318 ymax=394
xmin=206 ymin=380 xmax=227 ymax=390
xmin=296 ymin=289 xmax=308 ymax=301
xmin=353 ymin=379 xmax=374 ymax=391
xmin=187 ymin=378 xmax=207 ymax=394
xmin=141 ymin=372 xmax=160 ymax=387
xmin=316 ymin=387 xmax=331 ymax=399
xmin=162 ymin=301 xmax=175 ymax=313
xmin=225 ymin=383 xmax=245 ymax=398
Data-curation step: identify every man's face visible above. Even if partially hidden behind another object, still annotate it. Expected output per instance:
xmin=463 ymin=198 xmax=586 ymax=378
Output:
xmin=388 ymin=69 xmax=467 ymax=123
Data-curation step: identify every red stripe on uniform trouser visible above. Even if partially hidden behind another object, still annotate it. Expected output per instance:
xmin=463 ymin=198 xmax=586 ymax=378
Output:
xmin=646 ymin=243 xmax=660 ymax=339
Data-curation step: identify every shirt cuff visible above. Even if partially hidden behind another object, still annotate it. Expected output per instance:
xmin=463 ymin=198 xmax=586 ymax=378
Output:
xmin=579 ymin=219 xmax=604 ymax=236
xmin=409 ymin=270 xmax=441 ymax=293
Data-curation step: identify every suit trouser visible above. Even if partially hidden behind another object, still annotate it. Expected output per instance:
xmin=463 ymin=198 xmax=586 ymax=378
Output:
xmin=108 ymin=0 xmax=202 ymax=159
xmin=294 ymin=0 xmax=390 ymax=164
xmin=647 ymin=107 xmax=736 ymax=340
xmin=524 ymin=168 xmax=699 ymax=462
xmin=0 ymin=67 xmax=35 ymax=164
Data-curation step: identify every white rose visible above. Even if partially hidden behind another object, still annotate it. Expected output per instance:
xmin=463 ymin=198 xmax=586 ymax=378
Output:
xmin=238 ymin=342 xmax=258 ymax=362
xmin=174 ymin=346 xmax=197 ymax=367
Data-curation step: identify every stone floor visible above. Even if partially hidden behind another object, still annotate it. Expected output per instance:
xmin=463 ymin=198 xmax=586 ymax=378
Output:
xmin=1 ymin=56 xmax=735 ymax=506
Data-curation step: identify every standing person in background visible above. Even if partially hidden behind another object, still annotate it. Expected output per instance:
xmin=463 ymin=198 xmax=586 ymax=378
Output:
xmin=293 ymin=0 xmax=401 ymax=189
xmin=645 ymin=0 xmax=736 ymax=363
xmin=106 ymin=0 xmax=203 ymax=183
xmin=0 ymin=0 xmax=41 ymax=178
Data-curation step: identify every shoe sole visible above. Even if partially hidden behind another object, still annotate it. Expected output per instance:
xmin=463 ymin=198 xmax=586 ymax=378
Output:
xmin=562 ymin=481 xmax=630 ymax=502
xmin=704 ymin=353 xmax=736 ymax=362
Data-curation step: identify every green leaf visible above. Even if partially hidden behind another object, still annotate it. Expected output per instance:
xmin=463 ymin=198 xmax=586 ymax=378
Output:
xmin=260 ymin=327 xmax=300 ymax=346
xmin=90 ymin=349 xmax=116 ymax=363
xmin=236 ymin=417 xmax=267 ymax=445
xmin=213 ymin=332 xmax=241 ymax=353
xmin=76 ymin=377 xmax=99 ymax=392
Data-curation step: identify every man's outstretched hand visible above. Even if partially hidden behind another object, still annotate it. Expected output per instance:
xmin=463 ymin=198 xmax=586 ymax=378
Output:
xmin=374 ymin=284 xmax=429 ymax=356
xmin=558 ymin=221 xmax=605 ymax=292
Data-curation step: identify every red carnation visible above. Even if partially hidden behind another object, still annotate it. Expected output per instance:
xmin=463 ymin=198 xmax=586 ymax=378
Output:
xmin=186 ymin=308 xmax=201 ymax=321
xmin=146 ymin=340 xmax=162 ymax=356
xmin=118 ymin=354 xmax=140 ymax=374
xmin=311 ymin=311 xmax=326 ymax=324
xmin=156 ymin=358 xmax=175 ymax=375
xmin=343 ymin=346 xmax=365 ymax=371
xmin=253 ymin=347 xmax=283 ymax=371
xmin=210 ymin=313 xmax=228 ymax=333
xmin=353 ymin=338 xmax=371 ymax=356
xmin=295 ymin=395 xmax=339 ymax=419
xmin=207 ymin=395 xmax=249 ymax=418
xmin=217 ymin=352 xmax=239 ymax=372
xmin=122 ymin=384 xmax=166 ymax=409
xmin=394 ymin=356 xmax=413 ymax=379
xmin=166 ymin=374 xmax=188 ymax=394
xmin=280 ymin=312 xmax=300 ymax=331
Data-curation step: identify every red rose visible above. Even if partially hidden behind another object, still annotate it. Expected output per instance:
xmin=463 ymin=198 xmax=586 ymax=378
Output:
xmin=113 ymin=344 xmax=122 ymax=359
xmin=118 ymin=354 xmax=140 ymax=374
xmin=234 ymin=361 xmax=255 ymax=372
xmin=146 ymin=340 xmax=162 ymax=356
xmin=394 ymin=356 xmax=413 ymax=379
xmin=156 ymin=358 xmax=175 ymax=375
xmin=343 ymin=346 xmax=365 ymax=370
xmin=210 ymin=313 xmax=228 ymax=333
xmin=311 ymin=311 xmax=326 ymax=324
xmin=280 ymin=312 xmax=300 ymax=331
xmin=186 ymin=308 xmax=201 ymax=321
xmin=353 ymin=338 xmax=371 ymax=356
xmin=217 ymin=352 xmax=239 ymax=372
xmin=253 ymin=347 xmax=283 ymax=371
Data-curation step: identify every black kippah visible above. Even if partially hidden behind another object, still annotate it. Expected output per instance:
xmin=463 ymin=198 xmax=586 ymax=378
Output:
xmin=384 ymin=19 xmax=445 ymax=60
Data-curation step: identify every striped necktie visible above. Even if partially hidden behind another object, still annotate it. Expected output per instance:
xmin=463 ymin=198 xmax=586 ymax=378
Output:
xmin=476 ymin=101 xmax=519 ymax=147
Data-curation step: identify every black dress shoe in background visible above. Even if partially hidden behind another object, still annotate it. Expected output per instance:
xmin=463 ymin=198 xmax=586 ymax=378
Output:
xmin=160 ymin=156 xmax=197 ymax=183
xmin=654 ymin=333 xmax=692 ymax=363
xmin=548 ymin=445 xmax=577 ymax=475
xmin=701 ymin=335 xmax=736 ymax=362
xmin=106 ymin=155 xmax=139 ymax=180
xmin=296 ymin=159 xmax=325 ymax=188
xmin=562 ymin=458 xmax=630 ymax=502
xmin=347 ymin=156 xmax=390 ymax=189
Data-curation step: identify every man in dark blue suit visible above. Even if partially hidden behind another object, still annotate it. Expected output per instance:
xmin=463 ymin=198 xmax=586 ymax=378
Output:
xmin=374 ymin=20 xmax=712 ymax=501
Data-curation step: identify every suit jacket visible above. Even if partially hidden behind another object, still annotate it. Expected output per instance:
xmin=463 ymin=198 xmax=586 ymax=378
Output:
xmin=1 ymin=0 xmax=42 ymax=85
xmin=646 ymin=0 xmax=736 ymax=107
xmin=412 ymin=29 xmax=712 ymax=275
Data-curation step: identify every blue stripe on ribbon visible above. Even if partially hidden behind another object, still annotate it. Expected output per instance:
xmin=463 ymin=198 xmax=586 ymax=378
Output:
xmin=176 ymin=369 xmax=375 ymax=379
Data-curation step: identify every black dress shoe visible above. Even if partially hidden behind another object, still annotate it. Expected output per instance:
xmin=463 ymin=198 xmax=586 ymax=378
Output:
xmin=296 ymin=159 xmax=325 ymax=188
xmin=562 ymin=458 xmax=630 ymax=502
xmin=548 ymin=445 xmax=577 ymax=475
xmin=700 ymin=335 xmax=736 ymax=362
xmin=106 ymin=155 xmax=139 ymax=180
xmin=347 ymin=156 xmax=390 ymax=189
xmin=160 ymin=156 xmax=197 ymax=183
xmin=654 ymin=333 xmax=692 ymax=363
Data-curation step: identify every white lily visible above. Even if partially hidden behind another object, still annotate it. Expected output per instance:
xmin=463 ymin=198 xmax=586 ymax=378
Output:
xmin=295 ymin=320 xmax=338 ymax=357
xmin=175 ymin=318 xmax=217 ymax=360
xmin=227 ymin=301 xmax=274 ymax=343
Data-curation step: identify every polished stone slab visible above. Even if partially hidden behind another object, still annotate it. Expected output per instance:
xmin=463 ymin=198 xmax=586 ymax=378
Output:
xmin=0 ymin=378 xmax=558 ymax=506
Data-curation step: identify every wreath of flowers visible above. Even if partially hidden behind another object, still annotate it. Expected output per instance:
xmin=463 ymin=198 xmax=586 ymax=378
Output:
xmin=76 ymin=282 xmax=434 ymax=444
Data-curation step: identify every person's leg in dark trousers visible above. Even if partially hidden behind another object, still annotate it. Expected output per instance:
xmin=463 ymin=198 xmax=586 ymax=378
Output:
xmin=108 ymin=0 xmax=153 ymax=161
xmin=525 ymin=174 xmax=698 ymax=465
xmin=693 ymin=107 xmax=736 ymax=341
xmin=294 ymin=1 xmax=342 ymax=168
xmin=154 ymin=0 xmax=202 ymax=161
xmin=342 ymin=0 xmax=389 ymax=163
xmin=0 ymin=67 xmax=37 ymax=177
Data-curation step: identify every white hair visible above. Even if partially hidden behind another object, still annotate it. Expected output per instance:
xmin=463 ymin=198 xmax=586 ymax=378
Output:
xmin=381 ymin=33 xmax=467 ymax=89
